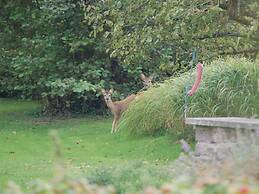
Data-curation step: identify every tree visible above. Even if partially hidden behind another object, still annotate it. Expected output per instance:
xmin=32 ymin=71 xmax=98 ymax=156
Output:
xmin=0 ymin=0 xmax=258 ymax=114
xmin=84 ymin=0 xmax=259 ymax=75
xmin=0 ymin=0 xmax=143 ymax=114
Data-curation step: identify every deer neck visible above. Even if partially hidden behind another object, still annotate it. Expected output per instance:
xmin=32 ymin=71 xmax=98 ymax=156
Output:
xmin=105 ymin=99 xmax=116 ymax=112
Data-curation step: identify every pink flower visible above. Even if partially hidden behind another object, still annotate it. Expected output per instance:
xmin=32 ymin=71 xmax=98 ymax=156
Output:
xmin=238 ymin=186 xmax=250 ymax=194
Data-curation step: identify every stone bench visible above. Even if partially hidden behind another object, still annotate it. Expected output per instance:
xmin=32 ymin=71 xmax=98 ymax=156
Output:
xmin=185 ymin=117 xmax=259 ymax=161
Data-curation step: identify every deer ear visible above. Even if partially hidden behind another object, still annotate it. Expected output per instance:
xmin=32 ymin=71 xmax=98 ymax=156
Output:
xmin=140 ymin=73 xmax=146 ymax=80
xmin=109 ymin=89 xmax=114 ymax=94
xmin=101 ymin=89 xmax=106 ymax=94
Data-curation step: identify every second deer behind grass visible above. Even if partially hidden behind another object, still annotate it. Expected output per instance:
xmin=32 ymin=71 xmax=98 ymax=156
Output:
xmin=102 ymin=73 xmax=154 ymax=133
xmin=140 ymin=73 xmax=154 ymax=88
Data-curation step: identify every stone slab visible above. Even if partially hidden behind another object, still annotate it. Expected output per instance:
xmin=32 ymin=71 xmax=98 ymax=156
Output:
xmin=194 ymin=142 xmax=216 ymax=157
xmin=185 ymin=117 xmax=259 ymax=161
xmin=196 ymin=126 xmax=238 ymax=143
xmin=186 ymin=117 xmax=259 ymax=130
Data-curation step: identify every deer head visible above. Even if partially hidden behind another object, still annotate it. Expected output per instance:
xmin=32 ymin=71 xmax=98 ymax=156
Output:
xmin=140 ymin=73 xmax=154 ymax=87
xmin=101 ymin=89 xmax=114 ymax=102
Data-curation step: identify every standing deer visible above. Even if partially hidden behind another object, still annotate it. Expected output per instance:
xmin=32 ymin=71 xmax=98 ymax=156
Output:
xmin=101 ymin=89 xmax=136 ymax=133
xmin=101 ymin=73 xmax=153 ymax=133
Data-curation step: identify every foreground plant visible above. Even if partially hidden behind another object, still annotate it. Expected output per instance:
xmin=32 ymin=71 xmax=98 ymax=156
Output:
xmin=119 ymin=57 xmax=259 ymax=136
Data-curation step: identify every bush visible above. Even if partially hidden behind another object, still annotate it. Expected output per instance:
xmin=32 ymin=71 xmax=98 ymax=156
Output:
xmin=0 ymin=0 xmax=145 ymax=115
xmin=1 ymin=0 xmax=258 ymax=115
xmin=119 ymin=57 xmax=259 ymax=136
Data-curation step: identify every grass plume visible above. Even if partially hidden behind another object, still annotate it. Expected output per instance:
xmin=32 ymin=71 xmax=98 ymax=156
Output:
xmin=119 ymin=57 xmax=259 ymax=136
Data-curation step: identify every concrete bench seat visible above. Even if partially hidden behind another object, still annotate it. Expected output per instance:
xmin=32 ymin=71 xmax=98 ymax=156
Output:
xmin=186 ymin=117 xmax=259 ymax=130
xmin=186 ymin=117 xmax=259 ymax=161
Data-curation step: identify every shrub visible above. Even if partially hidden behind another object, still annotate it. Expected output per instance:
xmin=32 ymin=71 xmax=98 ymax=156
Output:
xmin=119 ymin=57 xmax=259 ymax=136
xmin=0 ymin=0 xmax=144 ymax=115
xmin=1 ymin=0 xmax=259 ymax=115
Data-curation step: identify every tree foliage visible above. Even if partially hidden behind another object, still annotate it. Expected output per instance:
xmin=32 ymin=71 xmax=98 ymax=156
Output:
xmin=0 ymin=0 xmax=143 ymax=114
xmin=84 ymin=0 xmax=259 ymax=75
xmin=0 ymin=0 xmax=258 ymax=114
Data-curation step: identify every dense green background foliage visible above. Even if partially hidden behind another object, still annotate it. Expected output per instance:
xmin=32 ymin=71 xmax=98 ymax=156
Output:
xmin=0 ymin=0 xmax=143 ymax=114
xmin=0 ymin=0 xmax=258 ymax=114
xmin=85 ymin=0 xmax=259 ymax=75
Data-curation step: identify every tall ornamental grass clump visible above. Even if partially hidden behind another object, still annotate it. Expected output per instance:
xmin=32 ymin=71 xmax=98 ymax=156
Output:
xmin=119 ymin=57 xmax=259 ymax=136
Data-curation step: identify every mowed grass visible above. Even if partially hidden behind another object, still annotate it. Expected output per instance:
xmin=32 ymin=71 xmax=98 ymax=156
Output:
xmin=0 ymin=98 xmax=180 ymax=189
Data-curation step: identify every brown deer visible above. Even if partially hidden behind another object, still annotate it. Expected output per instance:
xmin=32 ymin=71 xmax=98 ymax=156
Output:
xmin=135 ymin=73 xmax=154 ymax=100
xmin=140 ymin=73 xmax=154 ymax=88
xmin=101 ymin=73 xmax=153 ymax=133
xmin=101 ymin=89 xmax=136 ymax=133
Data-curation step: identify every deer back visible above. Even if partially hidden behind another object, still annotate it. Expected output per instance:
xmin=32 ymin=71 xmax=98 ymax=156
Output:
xmin=115 ymin=94 xmax=136 ymax=113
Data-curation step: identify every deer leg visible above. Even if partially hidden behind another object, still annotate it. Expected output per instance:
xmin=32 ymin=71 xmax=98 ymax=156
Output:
xmin=112 ymin=114 xmax=120 ymax=133
xmin=114 ymin=113 xmax=122 ymax=133
xmin=111 ymin=117 xmax=116 ymax=133
xmin=114 ymin=118 xmax=119 ymax=133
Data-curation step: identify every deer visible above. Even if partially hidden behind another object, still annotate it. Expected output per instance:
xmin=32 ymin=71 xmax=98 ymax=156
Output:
xmin=135 ymin=73 xmax=154 ymax=100
xmin=101 ymin=73 xmax=154 ymax=133
xmin=140 ymin=73 xmax=154 ymax=88
xmin=101 ymin=89 xmax=136 ymax=133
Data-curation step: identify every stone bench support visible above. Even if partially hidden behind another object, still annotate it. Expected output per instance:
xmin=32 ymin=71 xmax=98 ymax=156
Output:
xmin=185 ymin=117 xmax=259 ymax=161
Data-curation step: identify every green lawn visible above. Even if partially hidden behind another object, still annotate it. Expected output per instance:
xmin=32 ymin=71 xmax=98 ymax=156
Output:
xmin=0 ymin=98 xmax=181 ymax=191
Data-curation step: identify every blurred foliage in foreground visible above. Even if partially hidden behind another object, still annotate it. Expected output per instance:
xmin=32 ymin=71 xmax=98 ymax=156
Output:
xmin=2 ymin=133 xmax=259 ymax=194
